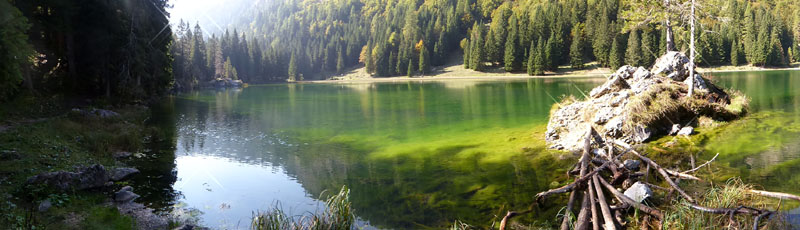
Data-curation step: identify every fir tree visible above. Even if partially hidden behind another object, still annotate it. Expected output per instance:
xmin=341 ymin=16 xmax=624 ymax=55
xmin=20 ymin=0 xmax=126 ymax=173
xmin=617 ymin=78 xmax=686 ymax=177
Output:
xmin=569 ymin=24 xmax=584 ymax=69
xmin=609 ymin=36 xmax=623 ymax=70
xmin=419 ymin=46 xmax=431 ymax=75
xmin=533 ymin=39 xmax=545 ymax=75
xmin=288 ymin=53 xmax=298 ymax=81
xmin=640 ymin=28 xmax=657 ymax=67
xmin=527 ymin=40 xmax=536 ymax=76
xmin=731 ymin=40 xmax=741 ymax=66
xmin=625 ymin=29 xmax=641 ymax=67
xmin=461 ymin=38 xmax=470 ymax=69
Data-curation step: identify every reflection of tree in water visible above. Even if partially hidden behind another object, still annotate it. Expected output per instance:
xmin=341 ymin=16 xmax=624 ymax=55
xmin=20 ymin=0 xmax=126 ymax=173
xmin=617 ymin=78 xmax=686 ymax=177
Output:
xmin=128 ymin=100 xmax=180 ymax=213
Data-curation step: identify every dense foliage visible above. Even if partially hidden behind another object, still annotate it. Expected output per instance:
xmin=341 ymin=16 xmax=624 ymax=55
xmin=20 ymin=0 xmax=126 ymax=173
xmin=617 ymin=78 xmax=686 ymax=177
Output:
xmin=1 ymin=0 xmax=173 ymax=102
xmin=184 ymin=0 xmax=800 ymax=82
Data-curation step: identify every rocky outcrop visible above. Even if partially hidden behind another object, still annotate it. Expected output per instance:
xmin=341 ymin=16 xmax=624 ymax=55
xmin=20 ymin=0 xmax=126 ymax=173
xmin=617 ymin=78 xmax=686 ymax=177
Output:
xmin=26 ymin=164 xmax=110 ymax=191
xmin=71 ymin=108 xmax=120 ymax=118
xmin=546 ymin=52 xmax=742 ymax=151
xmin=26 ymin=164 xmax=140 ymax=191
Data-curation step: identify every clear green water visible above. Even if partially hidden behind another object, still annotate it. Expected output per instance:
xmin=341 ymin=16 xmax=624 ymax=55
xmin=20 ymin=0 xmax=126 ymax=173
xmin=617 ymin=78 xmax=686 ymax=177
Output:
xmin=138 ymin=71 xmax=800 ymax=229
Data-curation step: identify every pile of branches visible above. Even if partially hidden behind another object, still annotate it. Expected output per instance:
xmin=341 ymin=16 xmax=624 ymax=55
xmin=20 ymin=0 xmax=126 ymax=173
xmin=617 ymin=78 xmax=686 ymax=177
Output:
xmin=500 ymin=127 xmax=800 ymax=230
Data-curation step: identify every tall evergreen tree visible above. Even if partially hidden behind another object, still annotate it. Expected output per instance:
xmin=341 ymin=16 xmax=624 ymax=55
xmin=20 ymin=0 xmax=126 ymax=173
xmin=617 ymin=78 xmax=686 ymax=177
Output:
xmin=419 ymin=45 xmax=431 ymax=74
xmin=569 ymin=24 xmax=584 ymax=69
xmin=640 ymin=28 xmax=657 ymax=67
xmin=288 ymin=53 xmax=298 ymax=81
xmin=609 ymin=36 xmax=624 ymax=70
xmin=533 ymin=39 xmax=546 ymax=75
xmin=625 ymin=29 xmax=642 ymax=67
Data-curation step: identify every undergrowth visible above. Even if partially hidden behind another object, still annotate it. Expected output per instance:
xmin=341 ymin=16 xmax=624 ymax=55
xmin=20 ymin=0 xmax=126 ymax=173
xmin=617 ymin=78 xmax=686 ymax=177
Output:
xmin=251 ymin=186 xmax=354 ymax=230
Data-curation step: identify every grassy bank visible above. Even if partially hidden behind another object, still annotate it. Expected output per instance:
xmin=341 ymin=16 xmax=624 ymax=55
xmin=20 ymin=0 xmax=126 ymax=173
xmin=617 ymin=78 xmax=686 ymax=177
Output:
xmin=311 ymin=61 xmax=800 ymax=83
xmin=0 ymin=94 xmax=161 ymax=229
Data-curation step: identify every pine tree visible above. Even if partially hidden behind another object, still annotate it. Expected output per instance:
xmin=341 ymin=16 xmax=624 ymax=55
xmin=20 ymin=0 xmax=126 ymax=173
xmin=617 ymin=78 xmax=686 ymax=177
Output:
xmin=533 ymin=39 xmax=545 ymax=75
xmin=569 ymin=24 xmax=584 ymax=69
xmin=470 ymin=23 xmax=485 ymax=71
xmin=288 ymin=53 xmax=298 ymax=81
xmin=609 ymin=36 xmax=623 ymax=70
xmin=504 ymin=22 xmax=519 ymax=72
xmin=625 ymin=29 xmax=641 ymax=67
xmin=419 ymin=46 xmax=431 ymax=75
xmin=336 ymin=48 xmax=345 ymax=73
xmin=640 ymin=28 xmax=657 ymax=67
xmin=731 ymin=40 xmax=741 ymax=66
xmin=461 ymin=38 xmax=471 ymax=69
xmin=527 ymin=40 xmax=536 ymax=76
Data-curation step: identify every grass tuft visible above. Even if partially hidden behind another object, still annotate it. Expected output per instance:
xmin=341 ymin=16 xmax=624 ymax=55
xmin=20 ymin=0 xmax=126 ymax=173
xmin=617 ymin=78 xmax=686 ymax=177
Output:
xmin=251 ymin=186 xmax=354 ymax=230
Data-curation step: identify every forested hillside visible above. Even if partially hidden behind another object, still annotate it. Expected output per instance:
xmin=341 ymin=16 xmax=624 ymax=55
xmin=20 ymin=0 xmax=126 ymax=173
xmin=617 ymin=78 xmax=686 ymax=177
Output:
xmin=171 ymin=0 xmax=800 ymax=87
xmin=1 ymin=0 xmax=172 ymax=102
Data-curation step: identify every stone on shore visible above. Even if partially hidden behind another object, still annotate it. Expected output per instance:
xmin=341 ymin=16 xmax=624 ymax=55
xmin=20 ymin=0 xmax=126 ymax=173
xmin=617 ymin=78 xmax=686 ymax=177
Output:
xmin=623 ymin=182 xmax=653 ymax=203
xmin=26 ymin=164 xmax=109 ymax=191
xmin=108 ymin=167 xmax=140 ymax=181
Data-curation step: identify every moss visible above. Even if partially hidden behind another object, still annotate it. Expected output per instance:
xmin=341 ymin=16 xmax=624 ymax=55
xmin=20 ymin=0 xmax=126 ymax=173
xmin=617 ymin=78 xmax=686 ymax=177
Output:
xmin=82 ymin=206 xmax=135 ymax=230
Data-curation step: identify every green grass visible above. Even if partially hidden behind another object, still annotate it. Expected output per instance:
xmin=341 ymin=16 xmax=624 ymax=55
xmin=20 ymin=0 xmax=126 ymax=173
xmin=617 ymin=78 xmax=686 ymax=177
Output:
xmin=0 ymin=95 xmax=154 ymax=229
xmin=252 ymin=186 xmax=355 ymax=230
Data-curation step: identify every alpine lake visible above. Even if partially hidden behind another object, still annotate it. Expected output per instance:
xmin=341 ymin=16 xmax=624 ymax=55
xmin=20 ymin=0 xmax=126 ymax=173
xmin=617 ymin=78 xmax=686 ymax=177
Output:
xmin=129 ymin=70 xmax=800 ymax=229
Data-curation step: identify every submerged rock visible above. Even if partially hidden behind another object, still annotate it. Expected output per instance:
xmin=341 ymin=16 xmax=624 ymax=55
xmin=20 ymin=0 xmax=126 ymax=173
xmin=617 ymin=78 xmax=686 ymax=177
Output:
xmin=623 ymin=182 xmax=653 ymax=203
xmin=115 ymin=186 xmax=140 ymax=203
xmin=27 ymin=164 xmax=109 ymax=191
xmin=108 ymin=167 xmax=139 ymax=181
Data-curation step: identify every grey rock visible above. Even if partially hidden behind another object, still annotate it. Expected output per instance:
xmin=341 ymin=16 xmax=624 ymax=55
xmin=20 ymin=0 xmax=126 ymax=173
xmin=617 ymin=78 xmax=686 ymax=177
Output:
xmin=592 ymin=148 xmax=608 ymax=158
xmin=592 ymin=107 xmax=614 ymax=124
xmin=632 ymin=125 xmax=652 ymax=143
xmin=109 ymin=167 xmax=139 ymax=181
xmin=115 ymin=186 xmax=140 ymax=203
xmin=93 ymin=109 xmax=119 ymax=118
xmin=26 ymin=164 xmax=109 ymax=191
xmin=623 ymin=160 xmax=641 ymax=171
xmin=614 ymin=65 xmax=638 ymax=79
xmin=0 ymin=150 xmax=21 ymax=161
xmin=113 ymin=151 xmax=132 ymax=159
xmin=678 ymin=126 xmax=694 ymax=136
xmin=632 ymin=67 xmax=651 ymax=81
xmin=117 ymin=201 xmax=168 ymax=230
xmin=623 ymin=182 xmax=653 ymax=203
xmin=590 ymin=75 xmax=630 ymax=98
xmin=38 ymin=199 xmax=52 ymax=212
xmin=651 ymin=51 xmax=690 ymax=81
xmin=669 ymin=124 xmax=682 ymax=136
xmin=610 ymin=91 xmax=629 ymax=107
xmin=684 ymin=73 xmax=708 ymax=91
xmin=604 ymin=117 xmax=624 ymax=138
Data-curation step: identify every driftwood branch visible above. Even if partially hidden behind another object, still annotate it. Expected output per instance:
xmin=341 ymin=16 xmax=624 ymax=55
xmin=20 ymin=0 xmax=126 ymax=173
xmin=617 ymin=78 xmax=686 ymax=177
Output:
xmin=682 ymin=153 xmax=719 ymax=174
xmin=747 ymin=190 xmax=800 ymax=202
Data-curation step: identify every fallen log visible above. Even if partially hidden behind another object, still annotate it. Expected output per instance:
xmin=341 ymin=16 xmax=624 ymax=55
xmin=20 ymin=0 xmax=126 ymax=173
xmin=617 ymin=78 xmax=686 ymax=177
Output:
xmin=592 ymin=175 xmax=617 ymax=230
xmin=536 ymin=162 xmax=609 ymax=202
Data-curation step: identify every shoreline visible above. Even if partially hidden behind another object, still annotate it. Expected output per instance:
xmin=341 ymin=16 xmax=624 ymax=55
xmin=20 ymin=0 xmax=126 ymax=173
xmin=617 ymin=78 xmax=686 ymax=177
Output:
xmin=302 ymin=63 xmax=800 ymax=84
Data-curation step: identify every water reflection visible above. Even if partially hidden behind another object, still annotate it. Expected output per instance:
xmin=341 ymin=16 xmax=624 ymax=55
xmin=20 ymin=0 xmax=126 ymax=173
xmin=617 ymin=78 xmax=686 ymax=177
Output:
xmin=158 ymin=79 xmax=597 ymax=228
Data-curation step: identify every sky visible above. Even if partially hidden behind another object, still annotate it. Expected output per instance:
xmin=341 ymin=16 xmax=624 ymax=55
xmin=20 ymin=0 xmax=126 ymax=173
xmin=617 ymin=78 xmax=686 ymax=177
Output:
xmin=168 ymin=0 xmax=262 ymax=36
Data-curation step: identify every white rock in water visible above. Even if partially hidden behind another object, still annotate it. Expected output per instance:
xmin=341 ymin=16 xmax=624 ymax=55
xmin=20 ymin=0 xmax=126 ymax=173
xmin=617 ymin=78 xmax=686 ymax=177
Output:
xmin=623 ymin=182 xmax=653 ymax=203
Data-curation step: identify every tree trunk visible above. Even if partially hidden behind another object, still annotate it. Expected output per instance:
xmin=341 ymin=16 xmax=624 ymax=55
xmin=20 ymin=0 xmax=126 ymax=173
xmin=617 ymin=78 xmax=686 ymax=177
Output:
xmin=688 ymin=0 xmax=696 ymax=97
xmin=663 ymin=0 xmax=676 ymax=52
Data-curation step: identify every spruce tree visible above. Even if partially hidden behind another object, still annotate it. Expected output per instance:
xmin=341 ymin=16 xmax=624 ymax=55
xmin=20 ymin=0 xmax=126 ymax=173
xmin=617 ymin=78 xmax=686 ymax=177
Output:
xmin=544 ymin=35 xmax=556 ymax=72
xmin=569 ymin=25 xmax=584 ymax=69
xmin=407 ymin=60 xmax=414 ymax=77
xmin=419 ymin=46 xmax=431 ymax=75
xmin=336 ymin=48 xmax=345 ymax=73
xmin=470 ymin=23 xmax=485 ymax=71
xmin=533 ymin=39 xmax=545 ymax=75
xmin=288 ymin=53 xmax=298 ymax=81
xmin=609 ymin=36 xmax=623 ymax=70
xmin=640 ymin=28 xmax=657 ymax=67
xmin=625 ymin=29 xmax=641 ymax=67
xmin=504 ymin=24 xmax=519 ymax=72
xmin=731 ymin=40 xmax=741 ymax=66
xmin=527 ymin=40 xmax=536 ymax=76
xmin=461 ymin=38 xmax=471 ymax=69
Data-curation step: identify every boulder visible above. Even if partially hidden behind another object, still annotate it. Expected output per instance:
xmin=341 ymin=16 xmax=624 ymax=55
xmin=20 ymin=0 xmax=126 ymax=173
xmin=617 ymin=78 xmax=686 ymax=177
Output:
xmin=651 ymin=51 xmax=690 ymax=81
xmin=592 ymin=107 xmax=614 ymax=124
xmin=678 ymin=126 xmax=694 ymax=136
xmin=623 ymin=182 xmax=653 ymax=203
xmin=115 ymin=186 xmax=140 ymax=203
xmin=632 ymin=125 xmax=652 ymax=143
xmin=604 ymin=117 xmax=624 ymax=138
xmin=117 ymin=201 xmax=168 ymax=230
xmin=113 ymin=151 xmax=132 ymax=159
xmin=684 ymin=73 xmax=708 ymax=91
xmin=614 ymin=65 xmax=638 ymax=80
xmin=590 ymin=75 xmax=630 ymax=98
xmin=632 ymin=67 xmax=651 ymax=81
xmin=27 ymin=164 xmax=109 ymax=191
xmin=38 ymin=199 xmax=52 ymax=212
xmin=0 ymin=150 xmax=21 ymax=161
xmin=108 ymin=167 xmax=140 ymax=181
